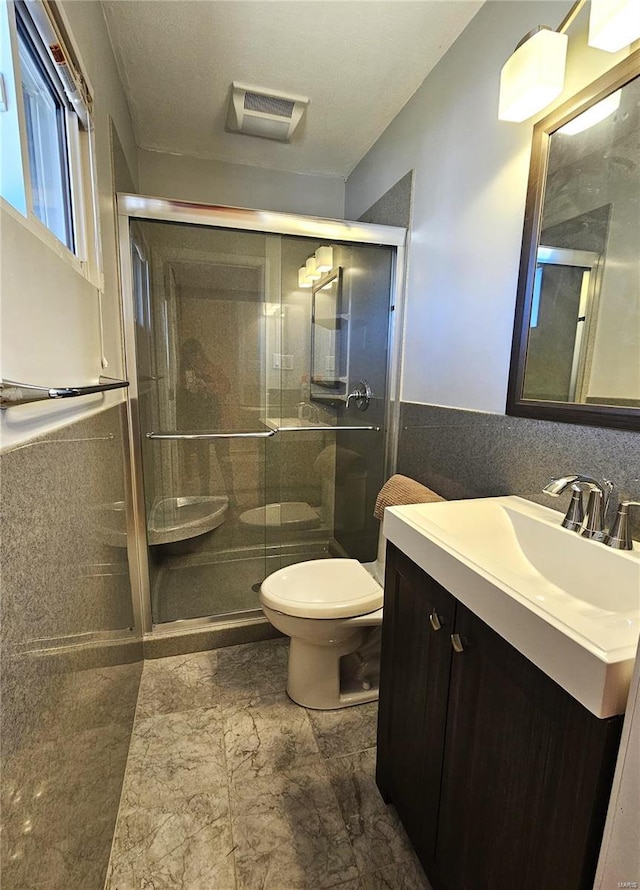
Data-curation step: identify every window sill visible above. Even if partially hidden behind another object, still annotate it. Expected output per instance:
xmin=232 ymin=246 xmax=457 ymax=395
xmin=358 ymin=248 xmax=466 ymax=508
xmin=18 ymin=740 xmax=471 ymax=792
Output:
xmin=0 ymin=195 xmax=100 ymax=288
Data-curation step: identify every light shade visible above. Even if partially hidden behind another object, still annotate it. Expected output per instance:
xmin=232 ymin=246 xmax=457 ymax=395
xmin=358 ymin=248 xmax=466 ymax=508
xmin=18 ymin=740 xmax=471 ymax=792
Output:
xmin=588 ymin=0 xmax=640 ymax=52
xmin=498 ymin=28 xmax=568 ymax=123
xmin=298 ymin=267 xmax=312 ymax=288
xmin=314 ymin=245 xmax=333 ymax=273
xmin=558 ymin=90 xmax=621 ymax=135
xmin=305 ymin=256 xmax=321 ymax=280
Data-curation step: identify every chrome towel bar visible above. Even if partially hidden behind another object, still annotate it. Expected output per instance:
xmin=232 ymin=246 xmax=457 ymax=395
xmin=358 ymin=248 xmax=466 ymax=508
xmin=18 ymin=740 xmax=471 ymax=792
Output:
xmin=276 ymin=424 xmax=380 ymax=432
xmin=147 ymin=424 xmax=380 ymax=439
xmin=0 ymin=376 xmax=129 ymax=409
xmin=147 ymin=430 xmax=276 ymax=440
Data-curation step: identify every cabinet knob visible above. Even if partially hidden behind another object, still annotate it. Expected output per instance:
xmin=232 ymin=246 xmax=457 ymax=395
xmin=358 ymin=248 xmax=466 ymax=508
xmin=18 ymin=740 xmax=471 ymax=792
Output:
xmin=451 ymin=633 xmax=465 ymax=653
xmin=429 ymin=610 xmax=442 ymax=631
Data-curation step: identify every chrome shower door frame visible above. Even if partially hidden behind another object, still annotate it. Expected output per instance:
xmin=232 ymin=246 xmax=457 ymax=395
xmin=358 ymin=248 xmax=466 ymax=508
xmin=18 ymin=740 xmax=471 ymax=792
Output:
xmin=117 ymin=194 xmax=407 ymax=638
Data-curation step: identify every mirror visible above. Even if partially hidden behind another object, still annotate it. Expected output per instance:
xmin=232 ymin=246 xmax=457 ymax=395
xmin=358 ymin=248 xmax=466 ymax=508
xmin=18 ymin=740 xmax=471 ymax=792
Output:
xmin=507 ymin=50 xmax=640 ymax=430
xmin=310 ymin=267 xmax=348 ymax=403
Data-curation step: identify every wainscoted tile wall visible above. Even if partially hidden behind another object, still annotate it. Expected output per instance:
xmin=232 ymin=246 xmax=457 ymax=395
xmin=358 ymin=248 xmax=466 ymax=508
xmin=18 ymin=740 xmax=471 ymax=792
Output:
xmin=0 ymin=403 xmax=143 ymax=889
xmin=397 ymin=403 xmax=640 ymax=540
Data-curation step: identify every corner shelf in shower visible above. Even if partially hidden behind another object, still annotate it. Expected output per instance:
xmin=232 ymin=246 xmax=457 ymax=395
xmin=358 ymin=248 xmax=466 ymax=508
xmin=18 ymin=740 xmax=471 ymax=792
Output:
xmin=147 ymin=496 xmax=229 ymax=545
xmin=92 ymin=495 xmax=229 ymax=548
xmin=313 ymin=314 xmax=350 ymax=329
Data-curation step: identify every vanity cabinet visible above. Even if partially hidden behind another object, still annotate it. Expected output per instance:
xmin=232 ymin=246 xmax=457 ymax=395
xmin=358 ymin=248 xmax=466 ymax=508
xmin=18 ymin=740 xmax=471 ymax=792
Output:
xmin=376 ymin=547 xmax=455 ymax=864
xmin=377 ymin=544 xmax=623 ymax=890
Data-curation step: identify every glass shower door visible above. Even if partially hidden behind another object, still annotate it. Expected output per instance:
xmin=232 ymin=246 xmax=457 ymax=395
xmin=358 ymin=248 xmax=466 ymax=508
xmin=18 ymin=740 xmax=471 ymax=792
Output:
xmin=123 ymin=203 xmax=402 ymax=630
xmin=129 ymin=218 xmax=278 ymax=624
xmin=264 ymin=236 xmax=395 ymax=571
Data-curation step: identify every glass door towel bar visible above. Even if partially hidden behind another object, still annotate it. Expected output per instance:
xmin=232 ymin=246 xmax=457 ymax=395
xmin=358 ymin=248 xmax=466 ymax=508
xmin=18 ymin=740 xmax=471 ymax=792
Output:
xmin=274 ymin=425 xmax=381 ymax=432
xmin=0 ymin=377 xmax=130 ymax=408
xmin=146 ymin=425 xmax=381 ymax=439
xmin=147 ymin=430 xmax=276 ymax=440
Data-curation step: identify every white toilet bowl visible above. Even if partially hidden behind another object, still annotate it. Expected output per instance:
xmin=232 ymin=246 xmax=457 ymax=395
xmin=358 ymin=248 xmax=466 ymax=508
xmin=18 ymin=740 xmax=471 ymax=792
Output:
xmin=260 ymin=558 xmax=383 ymax=709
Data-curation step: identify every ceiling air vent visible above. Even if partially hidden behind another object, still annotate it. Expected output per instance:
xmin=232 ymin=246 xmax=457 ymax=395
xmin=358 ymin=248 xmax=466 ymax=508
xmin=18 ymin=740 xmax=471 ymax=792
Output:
xmin=228 ymin=82 xmax=309 ymax=142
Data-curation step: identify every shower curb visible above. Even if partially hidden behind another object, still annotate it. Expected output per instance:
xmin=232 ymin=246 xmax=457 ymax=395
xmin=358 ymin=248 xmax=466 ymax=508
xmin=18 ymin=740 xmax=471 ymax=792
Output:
xmin=142 ymin=615 xmax=282 ymax=659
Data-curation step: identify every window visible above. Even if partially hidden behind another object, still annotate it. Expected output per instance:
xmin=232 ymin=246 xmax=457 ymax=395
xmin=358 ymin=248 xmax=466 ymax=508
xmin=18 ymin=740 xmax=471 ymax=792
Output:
xmin=17 ymin=12 xmax=74 ymax=249
xmin=1 ymin=0 xmax=98 ymax=279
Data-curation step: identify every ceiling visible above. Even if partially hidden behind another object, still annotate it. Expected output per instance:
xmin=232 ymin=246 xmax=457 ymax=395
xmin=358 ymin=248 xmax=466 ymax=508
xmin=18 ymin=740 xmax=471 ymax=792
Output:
xmin=101 ymin=1 xmax=483 ymax=178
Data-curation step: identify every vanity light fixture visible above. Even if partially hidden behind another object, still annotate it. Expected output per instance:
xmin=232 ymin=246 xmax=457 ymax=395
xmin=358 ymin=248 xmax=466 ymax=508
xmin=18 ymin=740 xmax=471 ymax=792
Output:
xmin=499 ymin=0 xmax=639 ymax=123
xmin=298 ymin=246 xmax=334 ymax=289
xmin=589 ymin=0 xmax=640 ymax=53
xmin=498 ymin=27 xmax=568 ymax=122
xmin=558 ymin=89 xmax=621 ymax=134
xmin=305 ymin=256 xmax=321 ymax=281
xmin=314 ymin=245 xmax=333 ymax=273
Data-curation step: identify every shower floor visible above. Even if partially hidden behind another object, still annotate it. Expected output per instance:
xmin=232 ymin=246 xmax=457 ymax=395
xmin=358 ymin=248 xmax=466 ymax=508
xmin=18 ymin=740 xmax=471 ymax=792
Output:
xmin=152 ymin=545 xmax=332 ymax=624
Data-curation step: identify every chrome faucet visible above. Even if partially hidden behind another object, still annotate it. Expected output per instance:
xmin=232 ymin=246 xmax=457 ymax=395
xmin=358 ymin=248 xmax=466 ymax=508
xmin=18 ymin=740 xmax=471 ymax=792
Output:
xmin=542 ymin=475 xmax=587 ymax=531
xmin=604 ymin=500 xmax=640 ymax=550
xmin=542 ymin=474 xmax=614 ymax=539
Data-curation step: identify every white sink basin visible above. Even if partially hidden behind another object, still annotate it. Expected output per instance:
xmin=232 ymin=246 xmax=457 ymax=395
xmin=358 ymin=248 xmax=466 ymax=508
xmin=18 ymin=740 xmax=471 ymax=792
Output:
xmin=383 ymin=496 xmax=640 ymax=718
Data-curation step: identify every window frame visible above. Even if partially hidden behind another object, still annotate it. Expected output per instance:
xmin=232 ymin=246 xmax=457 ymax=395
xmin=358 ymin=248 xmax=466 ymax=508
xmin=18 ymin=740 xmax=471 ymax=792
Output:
xmin=16 ymin=9 xmax=75 ymax=251
xmin=7 ymin=0 xmax=101 ymax=286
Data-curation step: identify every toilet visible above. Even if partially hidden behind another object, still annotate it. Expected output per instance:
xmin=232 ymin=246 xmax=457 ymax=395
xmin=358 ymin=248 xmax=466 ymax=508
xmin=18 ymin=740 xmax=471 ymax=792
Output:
xmin=259 ymin=530 xmax=386 ymax=709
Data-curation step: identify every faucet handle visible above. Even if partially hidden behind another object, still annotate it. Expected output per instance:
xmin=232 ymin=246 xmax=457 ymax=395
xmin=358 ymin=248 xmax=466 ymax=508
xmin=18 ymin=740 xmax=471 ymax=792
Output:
xmin=604 ymin=500 xmax=640 ymax=550
xmin=346 ymin=380 xmax=372 ymax=411
xmin=580 ymin=481 xmax=614 ymax=540
xmin=601 ymin=478 xmax=614 ymax=511
xmin=561 ymin=485 xmax=585 ymax=532
xmin=580 ymin=487 xmax=607 ymax=540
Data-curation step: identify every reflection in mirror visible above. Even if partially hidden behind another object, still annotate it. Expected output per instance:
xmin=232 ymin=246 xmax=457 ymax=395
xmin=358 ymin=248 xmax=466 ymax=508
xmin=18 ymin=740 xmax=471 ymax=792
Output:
xmin=508 ymin=52 xmax=640 ymax=430
xmin=311 ymin=267 xmax=347 ymax=403
xmin=524 ymin=244 xmax=604 ymax=402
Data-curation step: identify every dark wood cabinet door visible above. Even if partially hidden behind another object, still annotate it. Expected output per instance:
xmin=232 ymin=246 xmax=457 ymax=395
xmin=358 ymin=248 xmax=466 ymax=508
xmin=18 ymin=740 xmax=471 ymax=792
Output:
xmin=436 ymin=602 xmax=622 ymax=890
xmin=377 ymin=544 xmax=455 ymax=864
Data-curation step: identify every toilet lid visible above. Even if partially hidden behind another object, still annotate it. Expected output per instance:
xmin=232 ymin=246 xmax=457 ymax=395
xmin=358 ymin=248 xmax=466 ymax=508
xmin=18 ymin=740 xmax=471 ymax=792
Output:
xmin=239 ymin=502 xmax=321 ymax=530
xmin=260 ymin=558 xmax=383 ymax=619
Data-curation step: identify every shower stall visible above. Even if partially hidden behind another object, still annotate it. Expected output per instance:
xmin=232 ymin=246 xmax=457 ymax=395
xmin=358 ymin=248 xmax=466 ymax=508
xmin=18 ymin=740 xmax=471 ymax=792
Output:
xmin=117 ymin=196 xmax=405 ymax=639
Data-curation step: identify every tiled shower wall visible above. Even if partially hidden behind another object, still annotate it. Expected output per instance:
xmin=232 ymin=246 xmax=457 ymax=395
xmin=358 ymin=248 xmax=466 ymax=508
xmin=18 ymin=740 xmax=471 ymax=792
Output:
xmin=0 ymin=403 xmax=142 ymax=889
xmin=397 ymin=403 xmax=640 ymax=541
xmin=338 ymin=171 xmax=413 ymax=562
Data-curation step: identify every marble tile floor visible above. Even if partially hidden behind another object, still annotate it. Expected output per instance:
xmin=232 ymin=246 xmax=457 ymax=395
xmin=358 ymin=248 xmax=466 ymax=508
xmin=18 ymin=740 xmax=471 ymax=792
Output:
xmin=106 ymin=638 xmax=432 ymax=890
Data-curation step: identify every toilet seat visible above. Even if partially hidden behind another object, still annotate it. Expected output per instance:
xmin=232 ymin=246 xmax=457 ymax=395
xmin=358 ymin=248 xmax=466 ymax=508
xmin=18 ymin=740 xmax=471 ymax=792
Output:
xmin=239 ymin=502 xmax=321 ymax=530
xmin=260 ymin=558 xmax=383 ymax=619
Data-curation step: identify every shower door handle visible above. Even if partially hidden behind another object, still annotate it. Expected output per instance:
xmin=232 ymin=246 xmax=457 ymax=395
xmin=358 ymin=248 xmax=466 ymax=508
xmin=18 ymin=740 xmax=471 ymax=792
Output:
xmin=275 ymin=425 xmax=380 ymax=432
xmin=147 ymin=429 xmax=275 ymax=439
